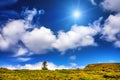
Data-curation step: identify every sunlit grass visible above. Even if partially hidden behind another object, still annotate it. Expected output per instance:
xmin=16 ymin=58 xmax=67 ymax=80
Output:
xmin=0 ymin=63 xmax=120 ymax=80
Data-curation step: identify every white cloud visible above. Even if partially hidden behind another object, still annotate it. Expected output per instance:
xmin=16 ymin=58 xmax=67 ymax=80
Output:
xmin=0 ymin=34 xmax=9 ymax=50
xmin=70 ymin=63 xmax=77 ymax=67
xmin=17 ymin=57 xmax=31 ymax=62
xmin=0 ymin=20 xmax=27 ymax=50
xmin=2 ymin=20 xmax=27 ymax=46
xmin=114 ymin=41 xmax=120 ymax=47
xmin=21 ymin=27 xmax=56 ymax=53
xmin=90 ymin=0 xmax=97 ymax=6
xmin=102 ymin=13 xmax=120 ymax=47
xmin=20 ymin=18 xmax=101 ymax=53
xmin=101 ymin=0 xmax=120 ymax=12
xmin=69 ymin=63 xmax=84 ymax=69
xmin=69 ymin=55 xmax=76 ymax=60
xmin=2 ymin=62 xmax=85 ymax=70
xmin=0 ymin=16 xmax=102 ymax=54
xmin=53 ymin=25 xmax=99 ymax=52
xmin=14 ymin=47 xmax=28 ymax=57
xmin=23 ymin=8 xmax=37 ymax=22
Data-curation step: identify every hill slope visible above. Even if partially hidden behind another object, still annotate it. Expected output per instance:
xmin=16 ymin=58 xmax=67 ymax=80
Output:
xmin=84 ymin=63 xmax=120 ymax=71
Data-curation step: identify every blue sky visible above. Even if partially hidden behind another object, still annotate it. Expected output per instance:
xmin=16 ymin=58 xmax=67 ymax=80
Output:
xmin=0 ymin=0 xmax=120 ymax=70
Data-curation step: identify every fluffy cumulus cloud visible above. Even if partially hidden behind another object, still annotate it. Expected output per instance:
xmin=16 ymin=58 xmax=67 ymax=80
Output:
xmin=0 ymin=34 xmax=9 ymax=50
xmin=2 ymin=20 xmax=27 ymax=44
xmin=2 ymin=62 xmax=85 ymax=70
xmin=22 ymin=23 xmax=100 ymax=53
xmin=100 ymin=0 xmax=120 ymax=48
xmin=0 ymin=8 xmax=102 ymax=56
xmin=102 ymin=13 xmax=120 ymax=47
xmin=53 ymin=25 xmax=99 ymax=52
xmin=21 ymin=27 xmax=56 ymax=53
xmin=101 ymin=0 xmax=120 ymax=12
xmin=0 ymin=17 xmax=101 ymax=54
xmin=0 ymin=20 xmax=27 ymax=50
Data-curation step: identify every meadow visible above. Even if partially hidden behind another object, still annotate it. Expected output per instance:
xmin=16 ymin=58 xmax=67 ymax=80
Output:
xmin=0 ymin=63 xmax=120 ymax=80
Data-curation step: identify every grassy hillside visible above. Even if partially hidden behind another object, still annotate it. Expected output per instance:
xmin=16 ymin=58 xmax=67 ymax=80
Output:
xmin=0 ymin=63 xmax=120 ymax=80
xmin=84 ymin=63 xmax=120 ymax=71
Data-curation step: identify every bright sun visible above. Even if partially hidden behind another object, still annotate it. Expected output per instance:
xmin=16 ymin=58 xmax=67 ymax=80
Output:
xmin=73 ymin=10 xmax=81 ymax=19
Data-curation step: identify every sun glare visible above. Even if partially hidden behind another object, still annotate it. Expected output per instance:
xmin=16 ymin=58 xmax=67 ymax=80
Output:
xmin=73 ymin=10 xmax=81 ymax=19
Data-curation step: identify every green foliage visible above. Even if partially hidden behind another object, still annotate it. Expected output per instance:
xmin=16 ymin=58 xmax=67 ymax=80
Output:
xmin=103 ymin=73 xmax=120 ymax=79
xmin=41 ymin=61 xmax=48 ymax=70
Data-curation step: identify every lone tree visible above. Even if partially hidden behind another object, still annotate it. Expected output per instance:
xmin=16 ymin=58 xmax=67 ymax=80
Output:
xmin=42 ymin=61 xmax=48 ymax=70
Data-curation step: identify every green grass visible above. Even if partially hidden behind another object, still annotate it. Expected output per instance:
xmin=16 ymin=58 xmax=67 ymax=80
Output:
xmin=0 ymin=63 xmax=120 ymax=80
